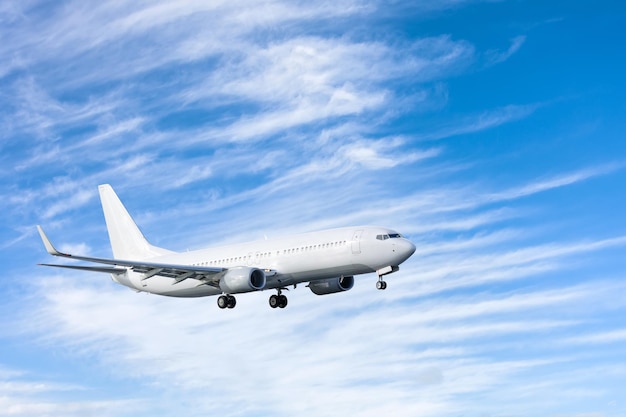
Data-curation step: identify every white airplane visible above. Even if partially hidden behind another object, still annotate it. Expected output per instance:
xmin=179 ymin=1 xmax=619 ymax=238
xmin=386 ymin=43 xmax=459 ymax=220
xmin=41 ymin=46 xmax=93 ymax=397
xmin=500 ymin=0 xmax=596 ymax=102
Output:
xmin=37 ymin=184 xmax=416 ymax=309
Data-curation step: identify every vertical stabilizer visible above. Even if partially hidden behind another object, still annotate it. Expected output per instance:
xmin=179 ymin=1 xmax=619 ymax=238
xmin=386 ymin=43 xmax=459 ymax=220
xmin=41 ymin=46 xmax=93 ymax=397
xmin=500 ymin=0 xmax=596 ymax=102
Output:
xmin=98 ymin=184 xmax=173 ymax=260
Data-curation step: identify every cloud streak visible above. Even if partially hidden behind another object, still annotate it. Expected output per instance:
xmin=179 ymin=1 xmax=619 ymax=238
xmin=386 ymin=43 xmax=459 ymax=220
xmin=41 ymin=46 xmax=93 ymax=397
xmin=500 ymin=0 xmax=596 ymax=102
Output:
xmin=485 ymin=35 xmax=527 ymax=66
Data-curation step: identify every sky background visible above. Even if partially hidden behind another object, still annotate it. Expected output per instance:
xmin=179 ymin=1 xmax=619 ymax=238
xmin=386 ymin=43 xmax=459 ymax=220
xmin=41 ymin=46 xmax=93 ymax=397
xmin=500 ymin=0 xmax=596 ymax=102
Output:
xmin=1 ymin=1 xmax=626 ymax=416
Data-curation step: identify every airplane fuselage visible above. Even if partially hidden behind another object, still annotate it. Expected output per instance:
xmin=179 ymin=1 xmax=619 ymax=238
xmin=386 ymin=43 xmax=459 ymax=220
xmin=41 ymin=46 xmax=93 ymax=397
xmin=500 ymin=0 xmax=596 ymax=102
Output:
xmin=115 ymin=226 xmax=415 ymax=297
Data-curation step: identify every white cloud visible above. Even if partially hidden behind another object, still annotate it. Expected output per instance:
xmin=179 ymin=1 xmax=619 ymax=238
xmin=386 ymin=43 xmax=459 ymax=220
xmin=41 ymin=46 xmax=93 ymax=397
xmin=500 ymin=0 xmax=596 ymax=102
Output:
xmin=485 ymin=35 xmax=527 ymax=65
xmin=567 ymin=329 xmax=626 ymax=344
xmin=0 ymin=365 xmax=145 ymax=417
xmin=0 ymin=397 xmax=144 ymax=417
xmin=20 ymin=260 xmax=626 ymax=417
xmin=178 ymin=35 xmax=473 ymax=143
xmin=486 ymin=164 xmax=624 ymax=202
xmin=418 ymin=103 xmax=540 ymax=141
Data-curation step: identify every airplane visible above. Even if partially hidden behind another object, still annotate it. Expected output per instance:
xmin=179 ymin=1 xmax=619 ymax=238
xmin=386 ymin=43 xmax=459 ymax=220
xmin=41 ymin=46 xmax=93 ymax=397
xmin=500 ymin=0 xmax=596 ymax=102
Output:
xmin=37 ymin=184 xmax=416 ymax=309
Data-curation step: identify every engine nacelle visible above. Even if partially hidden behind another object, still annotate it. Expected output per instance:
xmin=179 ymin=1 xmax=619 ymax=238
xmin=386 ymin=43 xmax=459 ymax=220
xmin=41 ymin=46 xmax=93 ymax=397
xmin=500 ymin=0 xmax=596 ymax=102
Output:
xmin=308 ymin=276 xmax=354 ymax=295
xmin=219 ymin=267 xmax=266 ymax=293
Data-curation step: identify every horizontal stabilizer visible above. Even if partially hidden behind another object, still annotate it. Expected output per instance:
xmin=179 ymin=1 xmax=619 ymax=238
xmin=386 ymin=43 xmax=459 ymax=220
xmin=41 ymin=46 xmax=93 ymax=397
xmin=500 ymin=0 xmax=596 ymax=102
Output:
xmin=37 ymin=225 xmax=228 ymax=283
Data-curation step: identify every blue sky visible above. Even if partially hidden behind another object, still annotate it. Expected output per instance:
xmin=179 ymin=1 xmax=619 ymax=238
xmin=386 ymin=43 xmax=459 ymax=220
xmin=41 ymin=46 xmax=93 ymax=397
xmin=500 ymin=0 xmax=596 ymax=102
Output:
xmin=1 ymin=1 xmax=625 ymax=416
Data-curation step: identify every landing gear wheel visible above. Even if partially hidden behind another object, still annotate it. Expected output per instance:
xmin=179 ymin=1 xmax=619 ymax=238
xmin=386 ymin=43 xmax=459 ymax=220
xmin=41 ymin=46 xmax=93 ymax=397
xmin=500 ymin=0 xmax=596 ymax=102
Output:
xmin=278 ymin=295 xmax=288 ymax=308
xmin=218 ymin=295 xmax=236 ymax=309
xmin=376 ymin=280 xmax=387 ymax=290
xmin=269 ymin=293 xmax=288 ymax=309
xmin=269 ymin=294 xmax=279 ymax=308
xmin=217 ymin=295 xmax=229 ymax=309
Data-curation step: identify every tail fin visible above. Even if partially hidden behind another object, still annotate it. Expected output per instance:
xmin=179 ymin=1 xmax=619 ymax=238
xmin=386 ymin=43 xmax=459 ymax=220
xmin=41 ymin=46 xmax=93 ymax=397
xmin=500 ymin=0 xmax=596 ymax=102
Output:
xmin=98 ymin=184 xmax=174 ymax=260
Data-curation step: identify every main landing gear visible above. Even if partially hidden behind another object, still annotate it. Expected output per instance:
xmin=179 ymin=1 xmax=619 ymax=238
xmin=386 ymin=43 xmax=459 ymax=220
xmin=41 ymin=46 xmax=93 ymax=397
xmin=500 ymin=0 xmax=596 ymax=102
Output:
xmin=376 ymin=278 xmax=388 ymax=290
xmin=217 ymin=294 xmax=236 ymax=309
xmin=269 ymin=289 xmax=288 ymax=309
xmin=217 ymin=291 xmax=289 ymax=310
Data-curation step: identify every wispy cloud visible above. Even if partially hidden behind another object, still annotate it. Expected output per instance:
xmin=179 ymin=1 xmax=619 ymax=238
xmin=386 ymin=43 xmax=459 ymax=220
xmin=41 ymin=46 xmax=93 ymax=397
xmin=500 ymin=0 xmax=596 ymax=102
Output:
xmin=566 ymin=329 xmax=626 ymax=345
xmin=178 ymin=35 xmax=473 ymax=143
xmin=417 ymin=103 xmax=540 ymax=141
xmin=0 ymin=395 xmax=145 ymax=417
xmin=0 ymin=364 xmax=147 ymax=417
xmin=484 ymin=164 xmax=624 ymax=202
xmin=20 ymin=259 xmax=626 ymax=417
xmin=485 ymin=35 xmax=527 ymax=66
xmin=1 ymin=2 xmax=478 ymax=224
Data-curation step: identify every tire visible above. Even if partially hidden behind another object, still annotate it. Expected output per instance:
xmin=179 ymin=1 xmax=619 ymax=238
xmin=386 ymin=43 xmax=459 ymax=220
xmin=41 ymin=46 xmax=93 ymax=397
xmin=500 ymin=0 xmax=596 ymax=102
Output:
xmin=278 ymin=295 xmax=288 ymax=308
xmin=269 ymin=294 xmax=279 ymax=308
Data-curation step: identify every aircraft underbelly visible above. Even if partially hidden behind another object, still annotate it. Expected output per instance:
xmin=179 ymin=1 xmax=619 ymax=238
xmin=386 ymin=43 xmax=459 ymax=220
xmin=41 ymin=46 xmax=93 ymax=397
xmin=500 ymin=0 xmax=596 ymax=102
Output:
xmin=124 ymin=272 xmax=221 ymax=297
xmin=269 ymin=263 xmax=375 ymax=287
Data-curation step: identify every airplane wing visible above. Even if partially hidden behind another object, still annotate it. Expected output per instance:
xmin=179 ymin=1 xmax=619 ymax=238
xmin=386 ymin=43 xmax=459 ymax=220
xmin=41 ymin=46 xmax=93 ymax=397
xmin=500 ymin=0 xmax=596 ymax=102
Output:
xmin=37 ymin=226 xmax=226 ymax=286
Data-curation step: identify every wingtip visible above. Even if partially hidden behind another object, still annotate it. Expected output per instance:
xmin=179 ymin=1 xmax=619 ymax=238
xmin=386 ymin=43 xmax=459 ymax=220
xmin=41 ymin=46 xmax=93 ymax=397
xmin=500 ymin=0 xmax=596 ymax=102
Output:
xmin=36 ymin=225 xmax=65 ymax=256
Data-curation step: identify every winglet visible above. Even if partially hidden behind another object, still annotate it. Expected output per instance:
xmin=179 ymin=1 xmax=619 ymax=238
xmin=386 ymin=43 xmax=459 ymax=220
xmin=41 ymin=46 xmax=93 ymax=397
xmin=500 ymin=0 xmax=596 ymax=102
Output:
xmin=36 ymin=225 xmax=68 ymax=257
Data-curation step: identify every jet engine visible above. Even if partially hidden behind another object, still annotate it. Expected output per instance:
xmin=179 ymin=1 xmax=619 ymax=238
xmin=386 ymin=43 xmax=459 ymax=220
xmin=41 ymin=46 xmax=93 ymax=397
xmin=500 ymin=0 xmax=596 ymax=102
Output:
xmin=219 ymin=267 xmax=266 ymax=293
xmin=308 ymin=276 xmax=354 ymax=295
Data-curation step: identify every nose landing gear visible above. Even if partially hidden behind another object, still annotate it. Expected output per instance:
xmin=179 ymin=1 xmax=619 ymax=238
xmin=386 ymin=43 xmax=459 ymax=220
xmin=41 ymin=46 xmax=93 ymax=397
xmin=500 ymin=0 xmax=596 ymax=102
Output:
xmin=376 ymin=278 xmax=387 ymax=290
xmin=376 ymin=265 xmax=397 ymax=290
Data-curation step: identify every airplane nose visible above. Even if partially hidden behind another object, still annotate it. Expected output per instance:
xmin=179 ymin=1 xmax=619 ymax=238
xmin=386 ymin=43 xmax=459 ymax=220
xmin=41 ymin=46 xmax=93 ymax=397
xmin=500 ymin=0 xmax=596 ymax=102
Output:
xmin=405 ymin=240 xmax=416 ymax=257
xmin=407 ymin=240 xmax=416 ymax=256
xmin=395 ymin=239 xmax=416 ymax=263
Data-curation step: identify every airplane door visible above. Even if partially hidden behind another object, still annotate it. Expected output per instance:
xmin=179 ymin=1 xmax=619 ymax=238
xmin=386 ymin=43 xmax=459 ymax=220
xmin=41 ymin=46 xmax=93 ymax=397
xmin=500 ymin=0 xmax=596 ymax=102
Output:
xmin=351 ymin=230 xmax=363 ymax=254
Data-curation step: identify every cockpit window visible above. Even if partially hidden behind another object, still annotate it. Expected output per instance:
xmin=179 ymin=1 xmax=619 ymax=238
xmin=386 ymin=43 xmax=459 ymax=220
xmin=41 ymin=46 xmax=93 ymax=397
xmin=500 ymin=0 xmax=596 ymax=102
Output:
xmin=378 ymin=233 xmax=404 ymax=239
